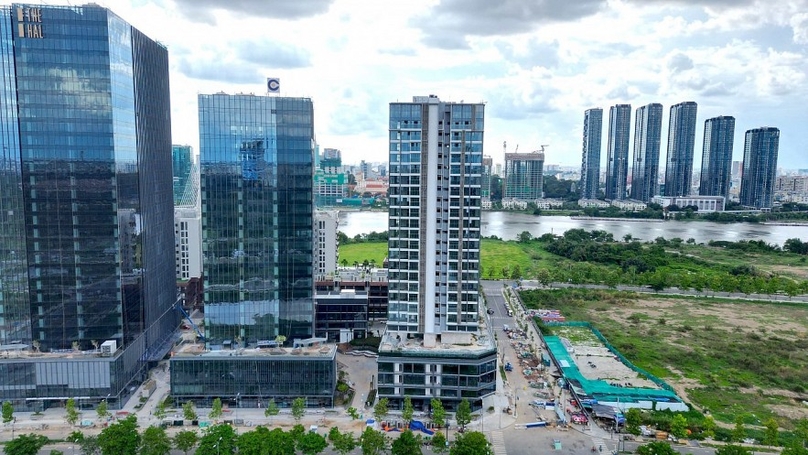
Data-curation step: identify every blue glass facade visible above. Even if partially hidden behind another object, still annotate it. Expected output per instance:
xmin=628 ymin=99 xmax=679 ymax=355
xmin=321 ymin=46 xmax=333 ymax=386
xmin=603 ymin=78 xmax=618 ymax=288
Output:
xmin=664 ymin=102 xmax=698 ymax=197
xmin=605 ymin=104 xmax=631 ymax=201
xmin=580 ymin=108 xmax=603 ymax=199
xmin=0 ymin=4 xmax=175 ymax=409
xmin=172 ymin=145 xmax=194 ymax=206
xmin=740 ymin=127 xmax=779 ymax=209
xmin=699 ymin=116 xmax=735 ymax=200
xmin=199 ymin=94 xmax=314 ymax=346
xmin=630 ymin=103 xmax=663 ymax=202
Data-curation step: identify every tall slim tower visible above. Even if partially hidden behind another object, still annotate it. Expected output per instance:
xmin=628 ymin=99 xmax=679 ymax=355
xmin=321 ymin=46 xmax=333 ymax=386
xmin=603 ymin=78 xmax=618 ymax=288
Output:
xmin=199 ymin=93 xmax=315 ymax=344
xmin=379 ymin=95 xmax=495 ymax=413
xmin=605 ymin=104 xmax=631 ymax=201
xmin=664 ymin=101 xmax=698 ymax=196
xmin=387 ymin=95 xmax=483 ymax=334
xmin=0 ymin=4 xmax=175 ymax=409
xmin=740 ymin=127 xmax=780 ymax=209
xmin=699 ymin=116 xmax=735 ymax=200
xmin=630 ymin=103 xmax=663 ymax=202
xmin=580 ymin=108 xmax=603 ymax=199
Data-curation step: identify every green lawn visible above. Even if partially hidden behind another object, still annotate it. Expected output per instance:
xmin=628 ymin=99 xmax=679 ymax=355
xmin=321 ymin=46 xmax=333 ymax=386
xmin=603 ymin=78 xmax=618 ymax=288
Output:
xmin=338 ymin=242 xmax=387 ymax=268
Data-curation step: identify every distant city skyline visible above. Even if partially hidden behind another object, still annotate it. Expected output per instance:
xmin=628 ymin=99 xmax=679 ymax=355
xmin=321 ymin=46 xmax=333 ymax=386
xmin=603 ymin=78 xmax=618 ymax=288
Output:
xmin=4 ymin=0 xmax=803 ymax=171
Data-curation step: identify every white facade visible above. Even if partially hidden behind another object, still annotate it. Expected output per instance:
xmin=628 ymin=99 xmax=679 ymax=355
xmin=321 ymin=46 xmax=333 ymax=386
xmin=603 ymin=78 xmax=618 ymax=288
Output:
xmin=315 ymin=210 xmax=339 ymax=278
xmin=578 ymin=199 xmax=610 ymax=208
xmin=611 ymin=199 xmax=647 ymax=211
xmin=388 ymin=95 xmax=483 ymax=334
xmin=174 ymin=207 xmax=202 ymax=281
xmin=652 ymin=195 xmax=725 ymax=212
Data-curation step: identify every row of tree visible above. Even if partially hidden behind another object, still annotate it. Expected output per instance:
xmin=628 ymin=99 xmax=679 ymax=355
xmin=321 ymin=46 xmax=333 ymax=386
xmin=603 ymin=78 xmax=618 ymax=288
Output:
xmin=4 ymin=418 xmax=492 ymax=455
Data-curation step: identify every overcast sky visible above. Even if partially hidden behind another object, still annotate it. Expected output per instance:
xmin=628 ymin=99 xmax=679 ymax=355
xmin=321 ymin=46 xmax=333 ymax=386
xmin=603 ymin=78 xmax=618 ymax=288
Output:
xmin=10 ymin=0 xmax=808 ymax=170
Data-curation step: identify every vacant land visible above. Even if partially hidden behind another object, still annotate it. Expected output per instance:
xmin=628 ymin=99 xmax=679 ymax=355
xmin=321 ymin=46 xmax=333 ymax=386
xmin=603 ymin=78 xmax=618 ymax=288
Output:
xmin=525 ymin=288 xmax=808 ymax=426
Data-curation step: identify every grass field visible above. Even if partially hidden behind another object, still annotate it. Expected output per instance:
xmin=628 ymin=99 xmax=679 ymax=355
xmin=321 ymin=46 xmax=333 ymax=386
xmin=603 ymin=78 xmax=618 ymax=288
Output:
xmin=337 ymin=242 xmax=387 ymax=268
xmin=522 ymin=288 xmax=808 ymax=426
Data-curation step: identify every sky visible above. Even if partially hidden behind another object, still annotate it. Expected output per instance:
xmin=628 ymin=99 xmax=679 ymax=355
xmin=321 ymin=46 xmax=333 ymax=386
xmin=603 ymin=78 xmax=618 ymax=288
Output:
xmin=9 ymin=0 xmax=807 ymax=170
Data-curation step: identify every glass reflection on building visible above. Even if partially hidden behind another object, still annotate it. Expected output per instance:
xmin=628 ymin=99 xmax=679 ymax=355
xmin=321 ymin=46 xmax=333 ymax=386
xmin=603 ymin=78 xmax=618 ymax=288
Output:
xmin=199 ymin=94 xmax=315 ymax=347
xmin=0 ymin=4 xmax=175 ymax=409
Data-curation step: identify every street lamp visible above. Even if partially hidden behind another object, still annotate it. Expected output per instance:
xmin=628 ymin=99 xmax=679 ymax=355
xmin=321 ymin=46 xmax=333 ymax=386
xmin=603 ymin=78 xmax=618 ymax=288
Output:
xmin=215 ymin=436 xmax=222 ymax=455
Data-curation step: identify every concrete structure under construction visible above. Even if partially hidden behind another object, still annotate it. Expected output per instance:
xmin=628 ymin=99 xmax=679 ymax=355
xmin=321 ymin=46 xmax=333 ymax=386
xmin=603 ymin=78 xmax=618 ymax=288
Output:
xmin=504 ymin=151 xmax=545 ymax=200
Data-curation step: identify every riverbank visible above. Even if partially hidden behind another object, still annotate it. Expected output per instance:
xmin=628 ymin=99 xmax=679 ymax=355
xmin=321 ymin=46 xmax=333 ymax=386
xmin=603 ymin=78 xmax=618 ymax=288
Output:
xmin=570 ymin=216 xmax=664 ymax=222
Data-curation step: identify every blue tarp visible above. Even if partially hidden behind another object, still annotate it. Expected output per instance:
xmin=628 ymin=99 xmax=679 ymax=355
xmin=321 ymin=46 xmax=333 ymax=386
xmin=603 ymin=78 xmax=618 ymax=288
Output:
xmin=409 ymin=420 xmax=435 ymax=435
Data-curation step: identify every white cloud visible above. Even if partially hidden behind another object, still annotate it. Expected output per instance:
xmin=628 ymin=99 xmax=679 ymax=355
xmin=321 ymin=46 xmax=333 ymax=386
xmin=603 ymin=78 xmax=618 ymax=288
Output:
xmin=1 ymin=0 xmax=806 ymax=171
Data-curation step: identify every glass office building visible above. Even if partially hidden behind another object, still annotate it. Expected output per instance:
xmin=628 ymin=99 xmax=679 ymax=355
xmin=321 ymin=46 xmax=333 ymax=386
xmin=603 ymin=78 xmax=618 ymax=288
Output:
xmin=199 ymin=94 xmax=315 ymax=346
xmin=0 ymin=4 xmax=175 ymax=410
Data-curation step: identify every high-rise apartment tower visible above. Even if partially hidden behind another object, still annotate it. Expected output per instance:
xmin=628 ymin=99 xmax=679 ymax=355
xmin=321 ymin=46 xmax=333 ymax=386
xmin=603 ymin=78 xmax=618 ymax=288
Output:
xmin=605 ymin=104 xmax=631 ymax=200
xmin=580 ymin=108 xmax=603 ymax=199
xmin=664 ymin=102 xmax=698 ymax=196
xmin=630 ymin=103 xmax=663 ymax=202
xmin=740 ymin=127 xmax=780 ymax=209
xmin=699 ymin=116 xmax=735 ymax=201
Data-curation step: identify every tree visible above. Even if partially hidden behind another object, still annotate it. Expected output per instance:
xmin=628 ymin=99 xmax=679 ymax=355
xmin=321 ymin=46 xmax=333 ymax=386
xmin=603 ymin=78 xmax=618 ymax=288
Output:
xmin=182 ymin=401 xmax=197 ymax=421
xmin=450 ymin=431 xmax=492 ymax=455
xmin=430 ymin=432 xmax=448 ymax=454
xmin=329 ymin=428 xmax=357 ymax=455
xmin=536 ymin=269 xmax=552 ymax=287
xmin=96 ymin=400 xmax=109 ymax=421
xmin=625 ymin=408 xmax=642 ymax=436
xmin=669 ymin=414 xmax=688 ymax=439
xmin=732 ymin=415 xmax=747 ymax=443
xmin=360 ymin=427 xmax=388 ymax=455
xmin=78 ymin=435 xmax=100 ymax=455
xmin=297 ymin=431 xmax=328 ymax=455
xmin=782 ymin=444 xmax=808 ymax=455
xmin=65 ymin=397 xmax=80 ymax=426
xmin=2 ymin=401 xmax=13 ymax=423
xmin=265 ymin=428 xmax=296 ymax=455
xmin=456 ymin=399 xmax=472 ymax=431
xmin=347 ymin=407 xmax=360 ymax=420
xmin=636 ymin=441 xmax=677 ymax=455
xmin=264 ymin=398 xmax=280 ymax=423
xmin=173 ymin=430 xmax=198 ymax=455
xmin=431 ymin=398 xmax=446 ymax=428
xmin=402 ymin=396 xmax=414 ymax=425
xmin=517 ymin=231 xmax=532 ymax=243
xmin=373 ymin=397 xmax=389 ymax=422
xmin=510 ymin=264 xmax=521 ymax=279
xmin=703 ymin=415 xmax=716 ymax=439
xmin=154 ymin=399 xmax=167 ymax=420
xmin=196 ymin=424 xmax=237 ymax=455
xmin=795 ymin=418 xmax=808 ymax=447
xmin=139 ymin=426 xmax=171 ymax=455
xmin=97 ymin=415 xmax=140 ymax=455
xmin=210 ymin=398 xmax=223 ymax=421
xmin=715 ymin=445 xmax=753 ymax=455
xmin=291 ymin=397 xmax=306 ymax=423
xmin=763 ymin=417 xmax=779 ymax=446
xmin=391 ymin=430 xmax=422 ymax=455
xmin=3 ymin=433 xmax=49 ymax=455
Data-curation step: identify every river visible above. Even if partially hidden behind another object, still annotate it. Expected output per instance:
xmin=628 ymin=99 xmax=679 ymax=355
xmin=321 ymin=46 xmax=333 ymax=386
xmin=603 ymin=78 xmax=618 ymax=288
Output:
xmin=336 ymin=210 xmax=807 ymax=246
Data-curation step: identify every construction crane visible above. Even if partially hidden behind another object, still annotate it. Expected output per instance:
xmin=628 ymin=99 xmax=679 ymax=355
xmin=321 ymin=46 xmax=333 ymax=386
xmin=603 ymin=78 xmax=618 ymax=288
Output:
xmin=538 ymin=144 xmax=549 ymax=154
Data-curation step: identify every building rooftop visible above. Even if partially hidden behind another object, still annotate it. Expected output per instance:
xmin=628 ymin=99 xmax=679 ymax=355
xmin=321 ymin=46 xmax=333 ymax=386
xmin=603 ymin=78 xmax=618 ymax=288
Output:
xmin=378 ymin=320 xmax=496 ymax=359
xmin=171 ymin=338 xmax=337 ymax=359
